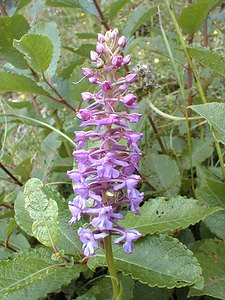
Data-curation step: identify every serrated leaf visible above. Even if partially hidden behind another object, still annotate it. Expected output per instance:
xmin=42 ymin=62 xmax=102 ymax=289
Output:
xmin=109 ymin=0 xmax=130 ymax=20
xmin=191 ymin=103 xmax=225 ymax=145
xmin=29 ymin=22 xmax=61 ymax=76
xmin=134 ymin=282 xmax=170 ymax=300
xmin=188 ymin=47 xmax=225 ymax=78
xmin=204 ymin=210 xmax=225 ymax=239
xmin=181 ymin=137 xmax=214 ymax=169
xmin=123 ymin=5 xmax=157 ymax=37
xmin=88 ymin=235 xmax=202 ymax=289
xmin=189 ymin=239 xmax=225 ymax=299
xmin=120 ymin=196 xmax=222 ymax=236
xmin=196 ymin=165 xmax=225 ymax=209
xmin=141 ymin=153 xmax=181 ymax=196
xmin=24 ymin=178 xmax=60 ymax=247
xmin=179 ymin=0 xmax=215 ymax=34
xmin=0 ymin=15 xmax=29 ymax=68
xmin=0 ymin=72 xmax=50 ymax=96
xmin=14 ymin=34 xmax=54 ymax=73
xmin=0 ymin=248 xmax=84 ymax=300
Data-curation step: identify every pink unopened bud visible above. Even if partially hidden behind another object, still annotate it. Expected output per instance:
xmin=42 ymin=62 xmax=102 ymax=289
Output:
xmin=77 ymin=109 xmax=93 ymax=121
xmin=125 ymin=73 xmax=137 ymax=83
xmin=112 ymin=55 xmax=123 ymax=68
xmin=98 ymin=33 xmax=105 ymax=43
xmin=118 ymin=36 xmax=126 ymax=49
xmin=118 ymin=84 xmax=128 ymax=93
xmin=82 ymin=68 xmax=94 ymax=78
xmin=96 ymin=42 xmax=105 ymax=54
xmin=122 ymin=93 xmax=137 ymax=108
xmin=110 ymin=28 xmax=119 ymax=40
xmin=89 ymin=77 xmax=98 ymax=84
xmin=123 ymin=55 xmax=131 ymax=65
xmin=101 ymin=81 xmax=112 ymax=92
xmin=81 ymin=92 xmax=94 ymax=102
xmin=90 ymin=50 xmax=99 ymax=62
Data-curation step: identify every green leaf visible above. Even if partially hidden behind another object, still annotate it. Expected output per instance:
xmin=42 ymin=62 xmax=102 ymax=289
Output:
xmin=29 ymin=22 xmax=61 ymax=76
xmin=77 ymin=0 xmax=98 ymax=16
xmin=188 ymin=47 xmax=225 ymax=78
xmin=120 ymin=196 xmax=222 ymax=236
xmin=14 ymin=0 xmax=31 ymax=13
xmin=88 ymin=235 xmax=202 ymax=289
xmin=0 ymin=248 xmax=84 ymax=300
xmin=109 ymin=0 xmax=130 ymax=20
xmin=24 ymin=178 xmax=60 ymax=247
xmin=123 ymin=5 xmax=157 ymax=37
xmin=134 ymin=282 xmax=170 ymax=300
xmin=14 ymin=34 xmax=54 ymax=73
xmin=0 ymin=72 xmax=50 ymax=96
xmin=191 ymin=103 xmax=225 ymax=145
xmin=189 ymin=239 xmax=225 ymax=299
xmin=60 ymin=58 xmax=85 ymax=79
xmin=141 ymin=153 xmax=181 ymax=196
xmin=0 ymin=15 xmax=29 ymax=68
xmin=179 ymin=0 xmax=215 ymax=34
xmin=196 ymin=166 xmax=225 ymax=208
xmin=181 ymin=137 xmax=214 ymax=169
xmin=45 ymin=0 xmax=79 ymax=7
xmin=204 ymin=210 xmax=225 ymax=239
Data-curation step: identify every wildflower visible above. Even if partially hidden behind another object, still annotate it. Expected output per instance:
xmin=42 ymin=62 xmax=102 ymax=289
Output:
xmin=68 ymin=29 xmax=144 ymax=256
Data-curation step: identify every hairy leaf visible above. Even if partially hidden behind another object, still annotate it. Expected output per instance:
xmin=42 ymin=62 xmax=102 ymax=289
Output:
xmin=0 ymin=15 xmax=29 ymax=68
xmin=0 ymin=72 xmax=50 ymax=96
xmin=24 ymin=178 xmax=60 ymax=247
xmin=123 ymin=6 xmax=157 ymax=37
xmin=120 ymin=196 xmax=222 ymax=236
xmin=188 ymin=47 xmax=225 ymax=78
xmin=179 ymin=0 xmax=215 ymax=34
xmin=189 ymin=239 xmax=225 ymax=299
xmin=14 ymin=34 xmax=54 ymax=73
xmin=204 ymin=210 xmax=225 ymax=239
xmin=0 ymin=248 xmax=84 ymax=300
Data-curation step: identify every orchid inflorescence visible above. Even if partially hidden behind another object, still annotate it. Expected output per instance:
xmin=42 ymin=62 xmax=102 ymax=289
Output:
xmin=68 ymin=28 xmax=144 ymax=256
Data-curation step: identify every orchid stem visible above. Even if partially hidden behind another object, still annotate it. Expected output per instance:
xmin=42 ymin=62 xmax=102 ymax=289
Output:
xmin=104 ymin=236 xmax=121 ymax=300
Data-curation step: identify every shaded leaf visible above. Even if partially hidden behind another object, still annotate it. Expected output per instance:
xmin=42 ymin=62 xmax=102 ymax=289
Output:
xmin=45 ymin=0 xmax=79 ymax=7
xmin=24 ymin=178 xmax=60 ymax=247
xmin=88 ymin=235 xmax=202 ymax=289
xmin=123 ymin=6 xmax=157 ymax=37
xmin=29 ymin=22 xmax=61 ymax=76
xmin=109 ymin=0 xmax=130 ymax=20
xmin=120 ymin=196 xmax=222 ymax=236
xmin=0 ymin=72 xmax=50 ymax=96
xmin=179 ymin=0 xmax=215 ymax=34
xmin=0 ymin=15 xmax=29 ymax=68
xmin=0 ymin=248 xmax=84 ymax=300
xmin=134 ymin=282 xmax=170 ymax=300
xmin=14 ymin=34 xmax=54 ymax=73
xmin=204 ymin=210 xmax=225 ymax=239
xmin=15 ymin=0 xmax=31 ymax=13
xmin=188 ymin=47 xmax=225 ymax=78
xmin=77 ymin=0 xmax=98 ymax=16
xmin=60 ymin=58 xmax=86 ymax=79
xmin=189 ymin=239 xmax=225 ymax=299
xmin=141 ymin=153 xmax=181 ymax=196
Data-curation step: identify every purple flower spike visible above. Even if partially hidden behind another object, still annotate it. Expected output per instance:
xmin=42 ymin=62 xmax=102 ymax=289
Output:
xmin=68 ymin=29 xmax=144 ymax=256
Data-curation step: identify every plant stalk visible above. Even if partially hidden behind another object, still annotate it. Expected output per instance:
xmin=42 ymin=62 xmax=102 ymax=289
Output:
xmin=104 ymin=236 xmax=121 ymax=300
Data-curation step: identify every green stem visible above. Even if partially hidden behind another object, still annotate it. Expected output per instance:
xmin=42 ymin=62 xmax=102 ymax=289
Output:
xmin=104 ymin=236 xmax=121 ymax=300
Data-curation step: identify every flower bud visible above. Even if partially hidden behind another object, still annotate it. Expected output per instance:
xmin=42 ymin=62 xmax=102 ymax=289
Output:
xmin=89 ymin=77 xmax=98 ymax=84
xmin=81 ymin=92 xmax=94 ymax=102
xmin=122 ymin=93 xmax=137 ymax=108
xmin=112 ymin=55 xmax=123 ymax=68
xmin=96 ymin=42 xmax=105 ymax=54
xmin=123 ymin=55 xmax=131 ymax=65
xmin=98 ymin=33 xmax=105 ymax=43
xmin=110 ymin=28 xmax=119 ymax=40
xmin=82 ymin=68 xmax=94 ymax=78
xmin=90 ymin=50 xmax=99 ymax=62
xmin=77 ymin=109 xmax=93 ymax=121
xmin=118 ymin=36 xmax=126 ymax=49
xmin=101 ymin=80 xmax=112 ymax=92
xmin=125 ymin=73 xmax=137 ymax=83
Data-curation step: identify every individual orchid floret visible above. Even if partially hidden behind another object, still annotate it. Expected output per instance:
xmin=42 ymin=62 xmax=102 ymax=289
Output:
xmin=68 ymin=29 xmax=144 ymax=257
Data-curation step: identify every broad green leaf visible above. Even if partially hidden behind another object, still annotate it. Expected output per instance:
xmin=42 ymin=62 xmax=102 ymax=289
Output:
xmin=60 ymin=58 xmax=85 ymax=79
xmin=14 ymin=34 xmax=54 ymax=73
xmin=29 ymin=22 xmax=61 ymax=76
xmin=134 ymin=282 xmax=170 ymax=300
xmin=70 ymin=44 xmax=95 ymax=58
xmin=120 ymin=196 xmax=222 ymax=236
xmin=191 ymin=103 xmax=225 ymax=145
xmin=88 ymin=235 xmax=202 ymax=289
xmin=141 ymin=153 xmax=181 ymax=196
xmin=77 ymin=0 xmax=98 ymax=16
xmin=0 ymin=248 xmax=84 ymax=300
xmin=123 ymin=6 xmax=157 ymax=37
xmin=45 ymin=0 xmax=79 ymax=7
xmin=179 ymin=0 xmax=215 ymax=34
xmin=188 ymin=47 xmax=225 ymax=78
xmin=109 ymin=0 xmax=130 ymax=20
xmin=0 ymin=72 xmax=50 ymax=96
xmin=204 ymin=210 xmax=225 ymax=239
xmin=181 ymin=137 xmax=214 ymax=169
xmin=15 ymin=0 xmax=31 ymax=13
xmin=24 ymin=178 xmax=60 ymax=247
xmin=14 ymin=156 xmax=33 ymax=182
xmin=196 ymin=166 xmax=225 ymax=208
xmin=0 ymin=15 xmax=29 ymax=68
xmin=189 ymin=239 xmax=225 ymax=299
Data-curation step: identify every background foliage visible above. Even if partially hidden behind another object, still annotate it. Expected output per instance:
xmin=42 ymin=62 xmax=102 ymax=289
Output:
xmin=0 ymin=0 xmax=225 ymax=299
